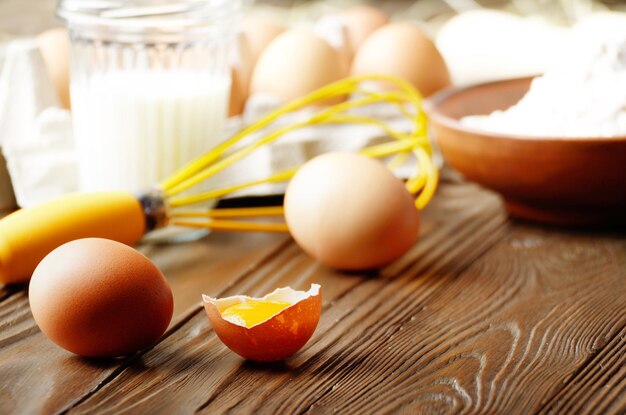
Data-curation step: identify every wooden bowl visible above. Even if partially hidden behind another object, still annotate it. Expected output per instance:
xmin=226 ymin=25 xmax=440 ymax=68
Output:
xmin=425 ymin=77 xmax=626 ymax=226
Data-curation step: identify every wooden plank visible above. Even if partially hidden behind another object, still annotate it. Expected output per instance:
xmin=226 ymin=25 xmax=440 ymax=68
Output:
xmin=64 ymin=241 xmax=366 ymax=414
xmin=139 ymin=231 xmax=291 ymax=321
xmin=295 ymin=227 xmax=626 ymax=414
xmin=0 ymin=231 xmax=288 ymax=414
xmin=0 ymin=282 xmax=21 ymax=304
xmin=0 ymin=291 xmax=131 ymax=414
xmin=197 ymin=190 xmax=508 ymax=414
xmin=3 ymin=174 xmax=625 ymax=414
xmin=64 ymin=178 xmax=509 ymax=414
xmin=539 ymin=324 xmax=626 ymax=414
xmin=67 ymin=182 xmax=626 ymax=414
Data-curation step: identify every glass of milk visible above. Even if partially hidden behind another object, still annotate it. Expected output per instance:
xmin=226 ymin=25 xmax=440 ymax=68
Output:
xmin=58 ymin=0 xmax=244 ymax=195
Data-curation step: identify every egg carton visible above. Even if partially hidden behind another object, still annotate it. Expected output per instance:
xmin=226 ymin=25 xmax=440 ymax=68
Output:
xmin=0 ymin=34 xmax=431 ymax=209
xmin=0 ymin=38 xmax=76 ymax=209
xmin=219 ymin=90 xmax=428 ymax=199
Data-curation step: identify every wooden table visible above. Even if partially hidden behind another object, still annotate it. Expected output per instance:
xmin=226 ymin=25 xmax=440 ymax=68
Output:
xmin=1 ymin=168 xmax=625 ymax=414
xmin=3 ymin=0 xmax=626 ymax=412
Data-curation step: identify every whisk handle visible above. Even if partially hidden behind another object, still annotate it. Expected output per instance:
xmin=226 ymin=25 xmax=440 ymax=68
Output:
xmin=0 ymin=192 xmax=145 ymax=285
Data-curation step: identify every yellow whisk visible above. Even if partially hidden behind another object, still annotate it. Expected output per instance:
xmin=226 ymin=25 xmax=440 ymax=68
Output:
xmin=0 ymin=75 xmax=438 ymax=284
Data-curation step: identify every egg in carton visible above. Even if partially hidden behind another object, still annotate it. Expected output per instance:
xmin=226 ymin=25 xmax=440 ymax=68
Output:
xmin=0 ymin=36 xmax=77 ymax=209
xmin=0 ymin=7 xmax=444 ymax=210
xmin=223 ymin=13 xmax=440 ymax=199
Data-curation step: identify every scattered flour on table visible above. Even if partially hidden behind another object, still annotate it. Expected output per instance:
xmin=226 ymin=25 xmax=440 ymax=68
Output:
xmin=462 ymin=29 xmax=626 ymax=137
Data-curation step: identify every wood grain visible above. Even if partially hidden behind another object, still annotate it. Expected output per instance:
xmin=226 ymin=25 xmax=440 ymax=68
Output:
xmin=0 ymin=230 xmax=287 ymax=414
xmin=64 ymin=177 xmax=510 ymax=414
xmin=299 ymin=227 xmax=626 ymax=415
xmin=198 ymin=228 xmax=626 ymax=415
xmin=539 ymin=294 xmax=626 ymax=414
xmin=197 ymin=189 xmax=509 ymax=414
xmin=1 ymin=174 xmax=625 ymax=414
xmin=64 ymin=177 xmax=626 ymax=415
xmin=138 ymin=231 xmax=290 ymax=321
xmin=2 ymin=1 xmax=626 ymax=413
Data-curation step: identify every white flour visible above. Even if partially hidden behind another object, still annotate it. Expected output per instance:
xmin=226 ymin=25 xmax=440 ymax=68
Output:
xmin=462 ymin=28 xmax=626 ymax=138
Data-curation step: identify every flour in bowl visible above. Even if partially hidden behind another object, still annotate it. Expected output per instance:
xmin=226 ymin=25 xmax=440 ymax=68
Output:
xmin=461 ymin=28 xmax=626 ymax=137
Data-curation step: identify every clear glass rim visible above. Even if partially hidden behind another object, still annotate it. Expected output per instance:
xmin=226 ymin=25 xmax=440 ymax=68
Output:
xmin=58 ymin=0 xmax=247 ymax=31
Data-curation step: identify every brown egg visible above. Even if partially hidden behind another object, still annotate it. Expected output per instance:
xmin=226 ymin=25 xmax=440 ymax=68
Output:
xmin=351 ymin=22 xmax=451 ymax=97
xmin=203 ymin=284 xmax=321 ymax=362
xmin=38 ymin=28 xmax=71 ymax=110
xmin=250 ymin=30 xmax=347 ymax=105
xmin=29 ymin=238 xmax=173 ymax=358
xmin=241 ymin=16 xmax=286 ymax=68
xmin=229 ymin=32 xmax=254 ymax=117
xmin=284 ymin=153 xmax=420 ymax=270
xmin=342 ymin=5 xmax=389 ymax=58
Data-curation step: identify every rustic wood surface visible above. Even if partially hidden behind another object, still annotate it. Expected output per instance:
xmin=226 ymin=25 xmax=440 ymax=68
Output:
xmin=1 ymin=169 xmax=625 ymax=414
xmin=2 ymin=2 xmax=626 ymax=414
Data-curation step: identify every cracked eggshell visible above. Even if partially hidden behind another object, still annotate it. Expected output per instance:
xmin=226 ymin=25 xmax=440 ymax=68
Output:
xmin=203 ymin=284 xmax=322 ymax=362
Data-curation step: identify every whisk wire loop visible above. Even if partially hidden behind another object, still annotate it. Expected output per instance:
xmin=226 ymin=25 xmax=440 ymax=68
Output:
xmin=158 ymin=75 xmax=438 ymax=231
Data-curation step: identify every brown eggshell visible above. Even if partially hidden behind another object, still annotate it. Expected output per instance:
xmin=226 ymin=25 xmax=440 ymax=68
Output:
xmin=250 ymin=30 xmax=347 ymax=106
xmin=203 ymin=285 xmax=322 ymax=362
xmin=241 ymin=16 xmax=286 ymax=68
xmin=38 ymin=28 xmax=71 ymax=110
xmin=29 ymin=238 xmax=173 ymax=358
xmin=351 ymin=22 xmax=451 ymax=97
xmin=342 ymin=5 xmax=389 ymax=58
xmin=284 ymin=153 xmax=420 ymax=270
xmin=229 ymin=32 xmax=254 ymax=117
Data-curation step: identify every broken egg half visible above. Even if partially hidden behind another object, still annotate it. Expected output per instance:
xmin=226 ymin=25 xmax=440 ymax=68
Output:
xmin=203 ymin=284 xmax=322 ymax=362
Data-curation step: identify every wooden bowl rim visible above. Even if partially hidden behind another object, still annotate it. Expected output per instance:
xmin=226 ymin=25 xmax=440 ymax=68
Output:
xmin=423 ymin=77 xmax=626 ymax=144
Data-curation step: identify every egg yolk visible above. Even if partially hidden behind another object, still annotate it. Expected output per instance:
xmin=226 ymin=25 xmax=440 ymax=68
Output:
xmin=221 ymin=300 xmax=292 ymax=328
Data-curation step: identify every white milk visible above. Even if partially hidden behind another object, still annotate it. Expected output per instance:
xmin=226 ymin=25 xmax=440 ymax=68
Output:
xmin=461 ymin=26 xmax=626 ymax=137
xmin=71 ymin=71 xmax=231 ymax=193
